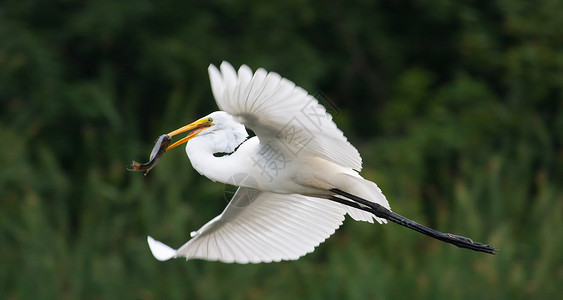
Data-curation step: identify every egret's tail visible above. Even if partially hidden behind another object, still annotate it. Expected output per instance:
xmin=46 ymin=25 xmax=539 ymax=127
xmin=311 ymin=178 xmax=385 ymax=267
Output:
xmin=147 ymin=236 xmax=177 ymax=261
xmin=335 ymin=174 xmax=391 ymax=224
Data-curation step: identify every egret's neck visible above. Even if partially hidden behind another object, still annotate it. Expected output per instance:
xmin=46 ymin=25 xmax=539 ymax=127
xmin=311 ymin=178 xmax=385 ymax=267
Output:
xmin=185 ymin=132 xmax=249 ymax=184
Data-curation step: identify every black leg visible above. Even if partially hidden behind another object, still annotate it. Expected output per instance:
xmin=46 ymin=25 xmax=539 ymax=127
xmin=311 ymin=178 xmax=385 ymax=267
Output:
xmin=329 ymin=188 xmax=496 ymax=254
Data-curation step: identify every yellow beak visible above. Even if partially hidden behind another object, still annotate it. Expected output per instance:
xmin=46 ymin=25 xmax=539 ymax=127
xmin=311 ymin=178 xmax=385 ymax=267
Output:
xmin=166 ymin=117 xmax=213 ymax=150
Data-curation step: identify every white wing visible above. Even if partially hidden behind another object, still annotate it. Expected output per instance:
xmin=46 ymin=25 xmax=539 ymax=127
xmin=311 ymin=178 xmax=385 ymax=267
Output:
xmin=148 ymin=187 xmax=346 ymax=263
xmin=208 ymin=61 xmax=363 ymax=171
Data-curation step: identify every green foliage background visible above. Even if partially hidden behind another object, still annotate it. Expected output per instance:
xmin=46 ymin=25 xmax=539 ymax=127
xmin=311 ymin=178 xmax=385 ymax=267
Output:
xmin=1 ymin=0 xmax=561 ymax=299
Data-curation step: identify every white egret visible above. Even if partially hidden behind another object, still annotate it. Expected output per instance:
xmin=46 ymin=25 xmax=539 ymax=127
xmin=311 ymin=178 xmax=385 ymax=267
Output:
xmin=142 ymin=62 xmax=495 ymax=263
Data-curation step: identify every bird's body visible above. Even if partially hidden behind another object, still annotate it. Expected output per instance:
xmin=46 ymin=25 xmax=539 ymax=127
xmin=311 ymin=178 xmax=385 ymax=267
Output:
xmin=186 ymin=118 xmax=386 ymax=211
xmin=145 ymin=62 xmax=495 ymax=263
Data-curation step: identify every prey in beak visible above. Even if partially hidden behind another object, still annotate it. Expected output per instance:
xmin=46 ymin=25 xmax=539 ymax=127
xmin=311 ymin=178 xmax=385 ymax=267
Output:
xmin=128 ymin=117 xmax=213 ymax=175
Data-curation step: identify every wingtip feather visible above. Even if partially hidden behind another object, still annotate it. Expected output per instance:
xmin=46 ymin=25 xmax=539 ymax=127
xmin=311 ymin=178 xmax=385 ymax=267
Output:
xmin=147 ymin=236 xmax=177 ymax=261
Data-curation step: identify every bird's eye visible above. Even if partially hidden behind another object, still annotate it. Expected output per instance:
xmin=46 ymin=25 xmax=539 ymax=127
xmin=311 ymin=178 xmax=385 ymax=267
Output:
xmin=208 ymin=117 xmax=213 ymax=122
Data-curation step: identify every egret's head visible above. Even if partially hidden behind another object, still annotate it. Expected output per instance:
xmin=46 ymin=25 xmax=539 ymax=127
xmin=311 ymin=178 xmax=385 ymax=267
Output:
xmin=166 ymin=111 xmax=247 ymax=152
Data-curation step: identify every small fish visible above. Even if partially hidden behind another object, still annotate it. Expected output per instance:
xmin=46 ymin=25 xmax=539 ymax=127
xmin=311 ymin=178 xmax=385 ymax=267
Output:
xmin=128 ymin=134 xmax=172 ymax=175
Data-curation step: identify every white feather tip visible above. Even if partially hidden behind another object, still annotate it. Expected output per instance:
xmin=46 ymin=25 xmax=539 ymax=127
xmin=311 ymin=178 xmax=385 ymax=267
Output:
xmin=147 ymin=236 xmax=177 ymax=261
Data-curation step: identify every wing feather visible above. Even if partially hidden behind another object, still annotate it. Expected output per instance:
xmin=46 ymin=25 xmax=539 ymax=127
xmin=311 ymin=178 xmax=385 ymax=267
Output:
xmin=147 ymin=187 xmax=346 ymax=263
xmin=208 ymin=61 xmax=363 ymax=171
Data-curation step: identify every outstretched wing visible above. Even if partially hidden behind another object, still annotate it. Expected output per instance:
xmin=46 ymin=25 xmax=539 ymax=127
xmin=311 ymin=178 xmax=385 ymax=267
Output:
xmin=148 ymin=187 xmax=346 ymax=263
xmin=208 ymin=61 xmax=363 ymax=171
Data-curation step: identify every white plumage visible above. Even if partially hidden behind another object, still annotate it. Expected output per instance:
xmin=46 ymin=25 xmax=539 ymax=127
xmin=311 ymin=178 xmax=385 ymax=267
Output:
xmin=147 ymin=62 xmax=391 ymax=263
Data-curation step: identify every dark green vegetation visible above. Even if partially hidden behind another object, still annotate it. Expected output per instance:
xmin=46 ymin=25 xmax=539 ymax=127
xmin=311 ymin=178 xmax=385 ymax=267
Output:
xmin=1 ymin=1 xmax=561 ymax=299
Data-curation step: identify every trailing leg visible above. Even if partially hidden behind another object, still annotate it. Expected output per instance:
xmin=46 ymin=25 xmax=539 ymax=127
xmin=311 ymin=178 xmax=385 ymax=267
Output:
xmin=329 ymin=188 xmax=496 ymax=254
